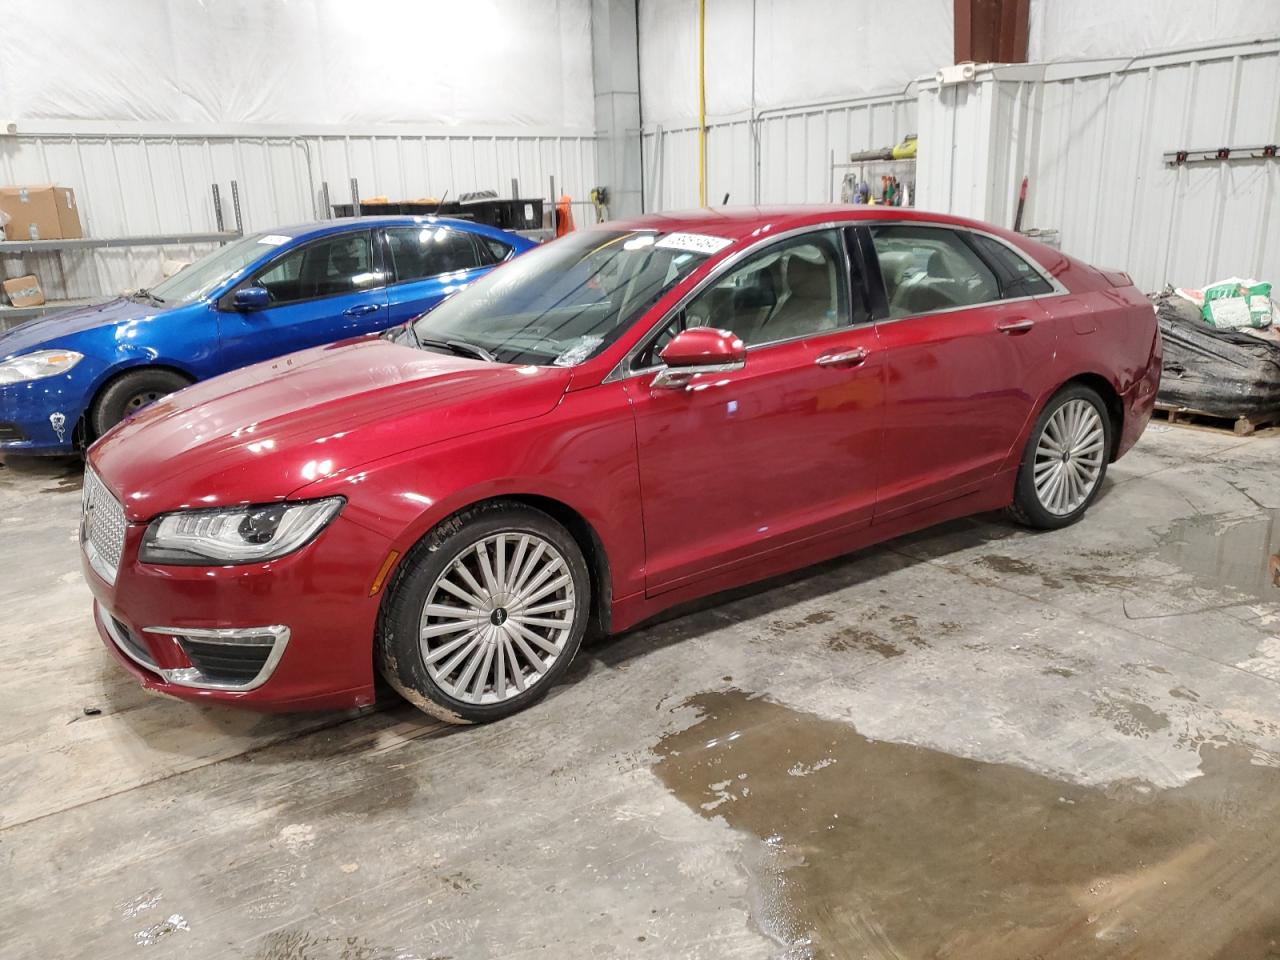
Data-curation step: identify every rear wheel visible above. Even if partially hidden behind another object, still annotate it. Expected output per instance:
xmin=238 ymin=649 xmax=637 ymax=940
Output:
xmin=90 ymin=369 xmax=191 ymax=438
xmin=1007 ymin=384 xmax=1111 ymax=529
xmin=376 ymin=502 xmax=591 ymax=724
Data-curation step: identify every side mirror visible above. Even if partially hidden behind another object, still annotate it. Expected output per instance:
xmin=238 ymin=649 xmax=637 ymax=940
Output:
xmin=652 ymin=327 xmax=746 ymax=389
xmin=233 ymin=286 xmax=270 ymax=310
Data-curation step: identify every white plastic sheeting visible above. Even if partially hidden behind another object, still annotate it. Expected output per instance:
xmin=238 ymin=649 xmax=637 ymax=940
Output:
xmin=1028 ymin=0 xmax=1280 ymax=63
xmin=639 ymin=0 xmax=950 ymax=125
xmin=0 ymin=0 xmax=598 ymax=303
xmin=916 ymin=39 xmax=1280 ymax=292
xmin=0 ymin=0 xmax=593 ymax=129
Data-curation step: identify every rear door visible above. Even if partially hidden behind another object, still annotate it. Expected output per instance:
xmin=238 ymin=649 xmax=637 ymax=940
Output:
xmin=857 ymin=223 xmax=1061 ymax=521
xmin=381 ymin=225 xmax=502 ymax=324
xmin=215 ymin=229 xmax=388 ymax=372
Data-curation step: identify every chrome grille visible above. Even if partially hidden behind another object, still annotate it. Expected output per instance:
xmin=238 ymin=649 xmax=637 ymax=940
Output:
xmin=82 ymin=467 xmax=126 ymax=584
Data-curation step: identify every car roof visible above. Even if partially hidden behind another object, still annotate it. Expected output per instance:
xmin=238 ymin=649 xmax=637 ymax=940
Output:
xmin=260 ymin=215 xmax=527 ymax=243
xmin=602 ymin=205 xmax=1002 ymax=243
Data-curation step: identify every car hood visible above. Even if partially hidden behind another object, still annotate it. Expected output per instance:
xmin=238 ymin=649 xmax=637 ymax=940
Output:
xmin=0 ymin=298 xmax=165 ymax=358
xmin=90 ymin=338 xmax=572 ymax=520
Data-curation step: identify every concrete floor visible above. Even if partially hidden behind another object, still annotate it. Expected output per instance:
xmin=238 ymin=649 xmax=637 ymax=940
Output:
xmin=2 ymin=424 xmax=1279 ymax=959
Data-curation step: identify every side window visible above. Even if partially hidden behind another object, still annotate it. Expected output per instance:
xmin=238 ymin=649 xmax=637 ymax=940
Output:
xmin=968 ymin=233 xmax=1054 ymax=298
xmin=385 ymin=226 xmax=483 ymax=282
xmin=254 ymin=232 xmax=378 ymax=305
xmin=870 ymin=225 xmax=1001 ymax=319
xmin=476 ymin=236 xmax=514 ymax=265
xmin=661 ymin=230 xmax=849 ymax=356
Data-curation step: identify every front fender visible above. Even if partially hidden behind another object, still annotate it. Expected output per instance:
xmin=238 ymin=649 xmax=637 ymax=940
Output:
xmin=296 ymin=382 xmax=646 ymax=608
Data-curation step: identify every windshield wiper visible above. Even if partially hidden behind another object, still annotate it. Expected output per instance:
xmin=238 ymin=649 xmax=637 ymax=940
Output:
xmin=417 ymin=336 xmax=495 ymax=363
xmin=129 ymin=288 xmax=166 ymax=305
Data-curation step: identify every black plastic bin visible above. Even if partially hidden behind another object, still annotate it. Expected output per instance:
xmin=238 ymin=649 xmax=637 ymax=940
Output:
xmin=332 ymin=198 xmax=543 ymax=230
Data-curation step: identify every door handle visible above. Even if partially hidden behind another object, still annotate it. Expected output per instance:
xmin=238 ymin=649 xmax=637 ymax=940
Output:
xmin=996 ymin=318 xmax=1035 ymax=334
xmin=343 ymin=304 xmax=381 ymax=318
xmin=815 ymin=347 xmax=869 ymax=368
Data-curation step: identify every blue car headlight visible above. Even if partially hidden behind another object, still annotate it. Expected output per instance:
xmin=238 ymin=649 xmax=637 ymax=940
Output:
xmin=0 ymin=349 xmax=84 ymax=385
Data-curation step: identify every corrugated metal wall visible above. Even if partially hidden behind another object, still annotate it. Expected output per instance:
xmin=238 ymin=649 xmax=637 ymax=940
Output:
xmin=0 ymin=131 xmax=596 ymax=300
xmin=642 ymin=93 xmax=916 ymax=211
xmin=917 ymin=38 xmax=1280 ymax=292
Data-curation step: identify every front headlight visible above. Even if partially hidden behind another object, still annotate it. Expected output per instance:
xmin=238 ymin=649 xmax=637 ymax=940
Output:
xmin=139 ymin=497 xmax=345 ymax=565
xmin=0 ymin=349 xmax=84 ymax=385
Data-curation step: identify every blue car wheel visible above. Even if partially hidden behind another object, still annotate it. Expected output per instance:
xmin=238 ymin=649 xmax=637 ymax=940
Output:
xmin=90 ymin=369 xmax=193 ymax=439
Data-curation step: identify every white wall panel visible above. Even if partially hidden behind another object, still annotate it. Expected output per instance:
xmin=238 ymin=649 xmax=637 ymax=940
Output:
xmin=640 ymin=0 xmax=949 ymax=125
xmin=1 ymin=132 xmax=596 ymax=300
xmin=642 ymin=94 xmax=916 ymax=212
xmin=1028 ymin=0 xmax=1280 ymax=63
xmin=916 ymin=39 xmax=1280 ymax=292
xmin=0 ymin=0 xmax=593 ymax=130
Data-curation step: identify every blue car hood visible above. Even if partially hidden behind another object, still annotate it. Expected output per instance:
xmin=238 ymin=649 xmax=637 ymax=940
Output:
xmin=0 ymin=298 xmax=169 ymax=358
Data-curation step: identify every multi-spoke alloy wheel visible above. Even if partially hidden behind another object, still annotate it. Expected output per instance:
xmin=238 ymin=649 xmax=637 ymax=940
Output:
xmin=1008 ymin=385 xmax=1111 ymax=530
xmin=420 ymin=533 xmax=575 ymax=705
xmin=376 ymin=503 xmax=590 ymax=724
xmin=1032 ymin=398 xmax=1106 ymax=516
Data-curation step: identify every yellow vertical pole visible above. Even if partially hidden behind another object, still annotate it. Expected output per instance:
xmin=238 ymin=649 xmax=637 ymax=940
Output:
xmin=697 ymin=0 xmax=707 ymax=207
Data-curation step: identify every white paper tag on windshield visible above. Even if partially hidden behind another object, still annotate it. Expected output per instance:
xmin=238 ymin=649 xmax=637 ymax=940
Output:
xmin=553 ymin=335 xmax=604 ymax=367
xmin=655 ymin=232 xmax=733 ymax=255
xmin=258 ymin=234 xmax=290 ymax=246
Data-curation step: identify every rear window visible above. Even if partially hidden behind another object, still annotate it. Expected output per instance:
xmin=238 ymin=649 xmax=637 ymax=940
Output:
xmin=969 ymin=234 xmax=1054 ymax=298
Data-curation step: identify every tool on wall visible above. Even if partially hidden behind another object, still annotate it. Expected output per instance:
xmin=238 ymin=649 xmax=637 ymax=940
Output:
xmin=1012 ymin=175 xmax=1028 ymax=232
xmin=589 ymin=186 xmax=609 ymax=223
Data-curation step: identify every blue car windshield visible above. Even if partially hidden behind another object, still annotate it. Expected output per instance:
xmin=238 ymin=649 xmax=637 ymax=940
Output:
xmin=411 ymin=229 xmax=711 ymax=366
xmin=149 ymin=233 xmax=278 ymax=304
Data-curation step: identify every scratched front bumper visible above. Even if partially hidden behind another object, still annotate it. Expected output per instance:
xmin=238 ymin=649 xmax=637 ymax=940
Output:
xmin=0 ymin=376 xmax=89 ymax=453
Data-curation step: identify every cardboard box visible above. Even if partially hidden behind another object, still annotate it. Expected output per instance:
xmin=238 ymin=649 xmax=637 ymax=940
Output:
xmin=2 ymin=274 xmax=45 ymax=307
xmin=0 ymin=185 xmax=83 ymax=241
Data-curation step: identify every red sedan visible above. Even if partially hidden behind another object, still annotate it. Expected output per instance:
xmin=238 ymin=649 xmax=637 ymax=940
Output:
xmin=81 ymin=207 xmax=1161 ymax=723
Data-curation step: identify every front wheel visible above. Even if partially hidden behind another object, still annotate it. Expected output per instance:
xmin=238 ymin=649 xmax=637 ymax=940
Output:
xmin=1007 ymin=385 xmax=1111 ymax=529
xmin=90 ymin=368 xmax=191 ymax=438
xmin=376 ymin=503 xmax=591 ymax=724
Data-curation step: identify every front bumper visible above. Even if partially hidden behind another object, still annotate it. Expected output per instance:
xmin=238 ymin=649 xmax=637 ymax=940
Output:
xmin=85 ymin=511 xmax=394 ymax=712
xmin=0 ymin=376 xmax=87 ymax=454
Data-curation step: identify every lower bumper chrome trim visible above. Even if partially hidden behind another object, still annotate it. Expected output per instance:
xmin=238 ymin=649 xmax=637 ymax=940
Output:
xmin=141 ymin=624 xmax=291 ymax=692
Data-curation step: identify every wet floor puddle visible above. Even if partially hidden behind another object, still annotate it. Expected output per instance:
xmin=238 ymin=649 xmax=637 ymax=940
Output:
xmin=653 ymin=691 xmax=1280 ymax=959
xmin=1159 ymin=509 xmax=1280 ymax=605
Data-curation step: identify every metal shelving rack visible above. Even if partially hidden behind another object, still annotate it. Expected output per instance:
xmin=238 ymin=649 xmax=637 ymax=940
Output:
xmin=0 ymin=182 xmax=243 ymax=324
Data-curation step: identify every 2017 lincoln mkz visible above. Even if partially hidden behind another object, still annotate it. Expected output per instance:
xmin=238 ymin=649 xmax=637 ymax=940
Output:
xmin=80 ymin=206 xmax=1161 ymax=723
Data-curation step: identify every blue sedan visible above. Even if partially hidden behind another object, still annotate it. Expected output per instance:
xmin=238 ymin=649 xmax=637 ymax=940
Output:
xmin=0 ymin=216 xmax=536 ymax=454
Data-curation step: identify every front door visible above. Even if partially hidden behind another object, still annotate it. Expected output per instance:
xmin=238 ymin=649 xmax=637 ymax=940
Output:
xmin=859 ymin=223 xmax=1061 ymax=521
xmin=216 ymin=229 xmax=389 ymax=373
xmin=623 ymin=228 xmax=884 ymax=595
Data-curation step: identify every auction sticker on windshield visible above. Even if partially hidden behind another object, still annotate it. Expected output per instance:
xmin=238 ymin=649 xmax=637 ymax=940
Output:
xmin=655 ymin=232 xmax=734 ymax=255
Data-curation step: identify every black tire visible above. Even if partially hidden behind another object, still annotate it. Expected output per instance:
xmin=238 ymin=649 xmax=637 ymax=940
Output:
xmin=376 ymin=501 xmax=591 ymax=724
xmin=1006 ymin=384 xmax=1112 ymax=530
xmin=90 ymin=369 xmax=191 ymax=438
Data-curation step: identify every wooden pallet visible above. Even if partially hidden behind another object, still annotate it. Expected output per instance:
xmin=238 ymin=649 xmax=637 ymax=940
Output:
xmin=1154 ymin=402 xmax=1280 ymax=436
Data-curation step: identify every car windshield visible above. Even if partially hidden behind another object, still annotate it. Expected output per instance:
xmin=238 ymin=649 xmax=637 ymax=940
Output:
xmin=411 ymin=229 xmax=713 ymax=365
xmin=149 ymin=233 xmax=282 ymax=304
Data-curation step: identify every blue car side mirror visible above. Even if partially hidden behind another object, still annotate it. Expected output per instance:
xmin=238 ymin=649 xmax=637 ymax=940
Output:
xmin=233 ymin=286 xmax=270 ymax=310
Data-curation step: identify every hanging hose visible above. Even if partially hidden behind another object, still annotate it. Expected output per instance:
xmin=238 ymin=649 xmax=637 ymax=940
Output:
xmin=697 ymin=0 xmax=707 ymax=207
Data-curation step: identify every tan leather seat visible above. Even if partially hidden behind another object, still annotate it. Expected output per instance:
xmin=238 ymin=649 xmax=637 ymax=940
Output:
xmin=761 ymin=255 xmax=834 ymax=341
